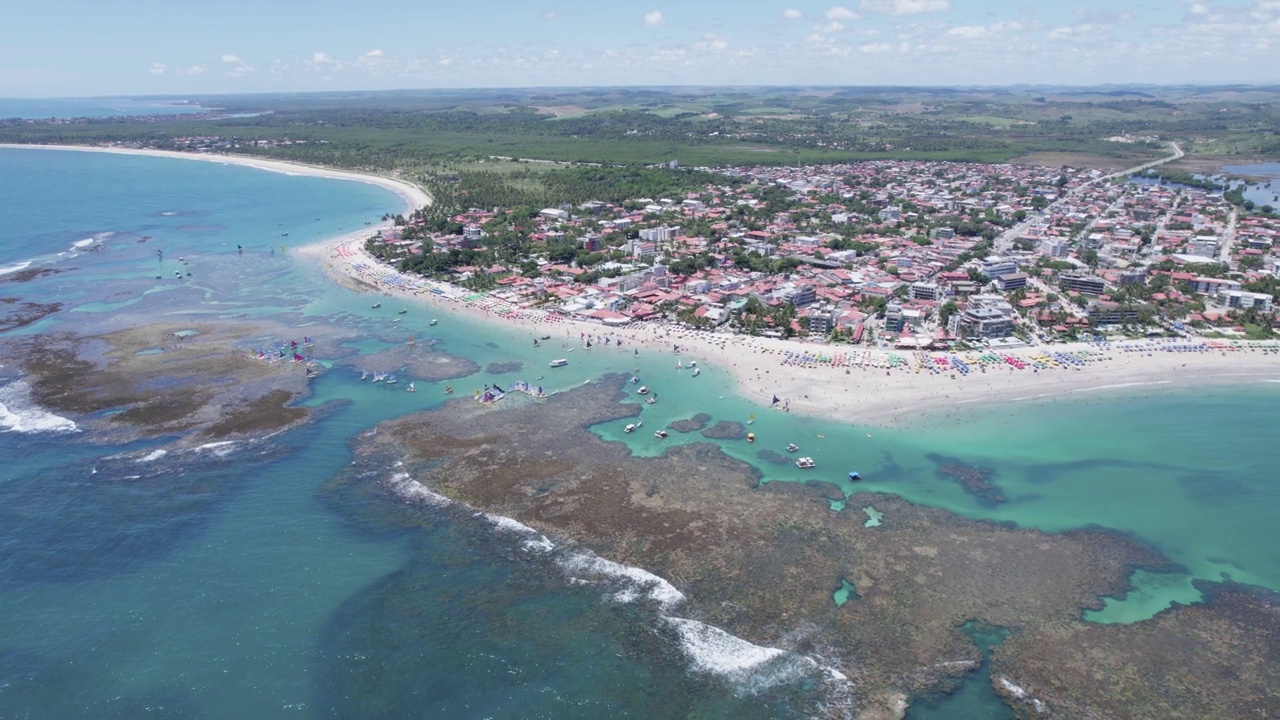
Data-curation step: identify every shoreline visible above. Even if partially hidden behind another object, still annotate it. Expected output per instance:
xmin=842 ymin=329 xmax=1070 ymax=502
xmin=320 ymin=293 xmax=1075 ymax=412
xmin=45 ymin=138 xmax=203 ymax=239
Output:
xmin=12 ymin=143 xmax=1276 ymax=428
xmin=0 ymin=143 xmax=431 ymax=215
xmin=298 ymin=236 xmax=1280 ymax=428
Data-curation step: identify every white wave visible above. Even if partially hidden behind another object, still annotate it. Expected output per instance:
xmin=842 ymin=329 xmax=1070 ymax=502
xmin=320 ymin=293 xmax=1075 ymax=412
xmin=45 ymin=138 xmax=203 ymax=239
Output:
xmin=136 ymin=449 xmax=168 ymax=463
xmin=0 ymin=381 xmax=78 ymax=434
xmin=192 ymin=440 xmax=237 ymax=457
xmin=999 ymin=677 xmax=1047 ymax=713
xmin=557 ymin=551 xmax=686 ymax=611
xmin=386 ymin=471 xmax=450 ymax=507
xmin=0 ymin=261 xmax=32 ymax=276
xmin=71 ymin=238 xmax=96 ymax=249
xmin=665 ymin=616 xmax=842 ymax=698
xmin=473 ymin=512 xmax=557 ymax=552
xmin=665 ymin=616 xmax=785 ymax=677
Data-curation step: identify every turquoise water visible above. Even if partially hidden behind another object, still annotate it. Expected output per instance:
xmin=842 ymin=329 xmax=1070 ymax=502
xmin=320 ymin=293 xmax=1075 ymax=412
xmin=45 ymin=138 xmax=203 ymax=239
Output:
xmin=1 ymin=147 xmax=1278 ymax=719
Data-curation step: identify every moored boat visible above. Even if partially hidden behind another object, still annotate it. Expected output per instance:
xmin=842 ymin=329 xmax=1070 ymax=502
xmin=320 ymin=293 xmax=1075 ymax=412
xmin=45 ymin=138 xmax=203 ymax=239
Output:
xmin=550 ymin=358 xmax=569 ymax=368
xmin=796 ymin=457 xmax=816 ymax=469
xmin=636 ymin=386 xmax=649 ymax=395
xmin=624 ymin=424 xmax=636 ymax=433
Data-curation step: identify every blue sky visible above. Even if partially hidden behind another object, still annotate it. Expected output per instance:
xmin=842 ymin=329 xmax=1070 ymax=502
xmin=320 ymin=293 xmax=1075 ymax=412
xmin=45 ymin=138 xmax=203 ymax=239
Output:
xmin=3 ymin=0 xmax=1278 ymax=97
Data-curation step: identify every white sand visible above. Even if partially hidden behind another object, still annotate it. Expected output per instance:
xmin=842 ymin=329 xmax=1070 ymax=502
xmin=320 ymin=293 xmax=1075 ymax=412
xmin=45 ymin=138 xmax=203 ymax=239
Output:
xmin=18 ymin=144 xmax=1276 ymax=427
xmin=301 ymin=235 xmax=1280 ymax=428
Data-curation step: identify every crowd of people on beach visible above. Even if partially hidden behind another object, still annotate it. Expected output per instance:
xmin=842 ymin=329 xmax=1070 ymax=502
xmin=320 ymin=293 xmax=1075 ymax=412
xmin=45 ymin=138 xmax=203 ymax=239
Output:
xmin=326 ymin=239 xmax=1280 ymax=399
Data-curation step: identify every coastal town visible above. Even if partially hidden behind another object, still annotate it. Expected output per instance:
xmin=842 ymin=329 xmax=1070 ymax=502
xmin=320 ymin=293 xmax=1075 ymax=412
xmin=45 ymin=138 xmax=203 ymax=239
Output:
xmin=365 ymin=158 xmax=1280 ymax=351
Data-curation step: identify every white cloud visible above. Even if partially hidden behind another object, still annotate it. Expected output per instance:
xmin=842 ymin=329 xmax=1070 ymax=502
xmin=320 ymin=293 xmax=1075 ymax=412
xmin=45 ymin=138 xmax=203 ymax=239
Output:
xmin=859 ymin=42 xmax=894 ymax=53
xmin=825 ymin=6 xmax=860 ymax=20
xmin=816 ymin=20 xmax=846 ymax=33
xmin=357 ymin=49 xmax=384 ymax=67
xmin=221 ymin=54 xmax=241 ymax=64
xmin=947 ymin=25 xmax=987 ymax=38
xmin=540 ymin=10 xmax=559 ymax=21
xmin=644 ymin=10 xmax=665 ymax=27
xmin=700 ymin=33 xmax=730 ymax=51
xmin=149 ymin=63 xmax=165 ymax=75
xmin=178 ymin=64 xmax=205 ymax=75
xmin=783 ymin=8 xmax=803 ymax=19
xmin=860 ymin=0 xmax=950 ymax=15
xmin=226 ymin=63 xmax=258 ymax=77
xmin=313 ymin=52 xmax=336 ymax=64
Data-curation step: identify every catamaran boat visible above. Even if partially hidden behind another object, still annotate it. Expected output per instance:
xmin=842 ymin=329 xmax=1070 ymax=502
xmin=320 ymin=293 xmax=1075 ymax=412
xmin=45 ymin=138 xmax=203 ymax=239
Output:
xmin=786 ymin=443 xmax=799 ymax=453
xmin=796 ymin=457 xmax=816 ymax=469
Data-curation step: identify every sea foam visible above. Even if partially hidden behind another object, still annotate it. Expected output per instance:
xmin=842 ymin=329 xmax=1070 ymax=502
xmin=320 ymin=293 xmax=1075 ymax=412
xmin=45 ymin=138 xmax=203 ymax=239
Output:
xmin=136 ymin=449 xmax=168 ymax=463
xmin=0 ymin=261 xmax=32 ymax=277
xmin=0 ymin=381 xmax=78 ymax=434
xmin=556 ymin=551 xmax=686 ymax=611
xmin=664 ymin=617 xmax=851 ymax=699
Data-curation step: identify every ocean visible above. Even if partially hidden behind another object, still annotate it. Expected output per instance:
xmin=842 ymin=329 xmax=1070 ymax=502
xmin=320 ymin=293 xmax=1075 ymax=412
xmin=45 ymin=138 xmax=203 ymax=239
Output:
xmin=0 ymin=98 xmax=212 ymax=120
xmin=1 ymin=147 xmax=1277 ymax=718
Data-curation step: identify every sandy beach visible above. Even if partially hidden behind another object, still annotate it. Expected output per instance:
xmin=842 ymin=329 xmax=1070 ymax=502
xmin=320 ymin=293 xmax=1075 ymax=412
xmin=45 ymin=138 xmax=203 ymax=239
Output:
xmin=11 ymin=143 xmax=1276 ymax=428
xmin=301 ymin=235 xmax=1280 ymax=427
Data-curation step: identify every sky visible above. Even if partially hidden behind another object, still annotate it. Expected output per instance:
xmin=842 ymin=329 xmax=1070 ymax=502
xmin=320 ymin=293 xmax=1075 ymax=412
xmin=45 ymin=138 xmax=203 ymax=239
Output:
xmin=2 ymin=0 xmax=1279 ymax=97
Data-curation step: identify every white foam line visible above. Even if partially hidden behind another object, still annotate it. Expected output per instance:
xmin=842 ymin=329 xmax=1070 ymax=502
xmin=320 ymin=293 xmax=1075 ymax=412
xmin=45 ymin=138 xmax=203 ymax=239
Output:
xmin=0 ymin=261 xmax=32 ymax=277
xmin=1070 ymin=380 xmax=1172 ymax=393
xmin=386 ymin=471 xmax=451 ymax=508
xmin=665 ymin=617 xmax=784 ymax=676
xmin=136 ymin=449 xmax=168 ymax=463
xmin=557 ymin=551 xmax=687 ymax=611
xmin=0 ymin=380 xmax=78 ymax=434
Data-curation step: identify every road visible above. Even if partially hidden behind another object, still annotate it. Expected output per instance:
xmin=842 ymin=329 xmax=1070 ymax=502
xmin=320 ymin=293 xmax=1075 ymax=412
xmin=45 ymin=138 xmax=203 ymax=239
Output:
xmin=995 ymin=141 xmax=1185 ymax=254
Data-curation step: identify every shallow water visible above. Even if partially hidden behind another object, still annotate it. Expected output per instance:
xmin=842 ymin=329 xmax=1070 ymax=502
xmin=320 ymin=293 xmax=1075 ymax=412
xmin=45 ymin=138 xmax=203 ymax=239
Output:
xmin=2 ymin=147 xmax=1278 ymax=718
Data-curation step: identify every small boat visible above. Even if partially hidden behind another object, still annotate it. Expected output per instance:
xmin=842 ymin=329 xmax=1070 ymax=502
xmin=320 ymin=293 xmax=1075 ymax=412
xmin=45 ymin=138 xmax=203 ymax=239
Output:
xmin=398 ymin=309 xmax=407 ymax=315
xmin=796 ymin=457 xmax=816 ymax=469
xmin=550 ymin=358 xmax=569 ymax=368
xmin=654 ymin=430 xmax=668 ymax=439
xmin=406 ymin=382 xmax=416 ymax=392
xmin=637 ymin=386 xmax=649 ymax=395
xmin=430 ymin=319 xmax=438 ymax=326
xmin=372 ymin=302 xmax=382 ymax=309
xmin=444 ymin=385 xmax=453 ymax=394
xmin=646 ymin=397 xmax=657 ymax=405
xmin=630 ymin=376 xmax=640 ymax=384
xmin=624 ymin=424 xmax=636 ymax=434
xmin=847 ymin=471 xmax=862 ymax=481
xmin=692 ymin=368 xmax=701 ymax=377
xmin=540 ymin=335 xmax=551 ymax=340
xmin=786 ymin=443 xmax=799 ymax=453
xmin=746 ymin=432 xmax=755 ymax=443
